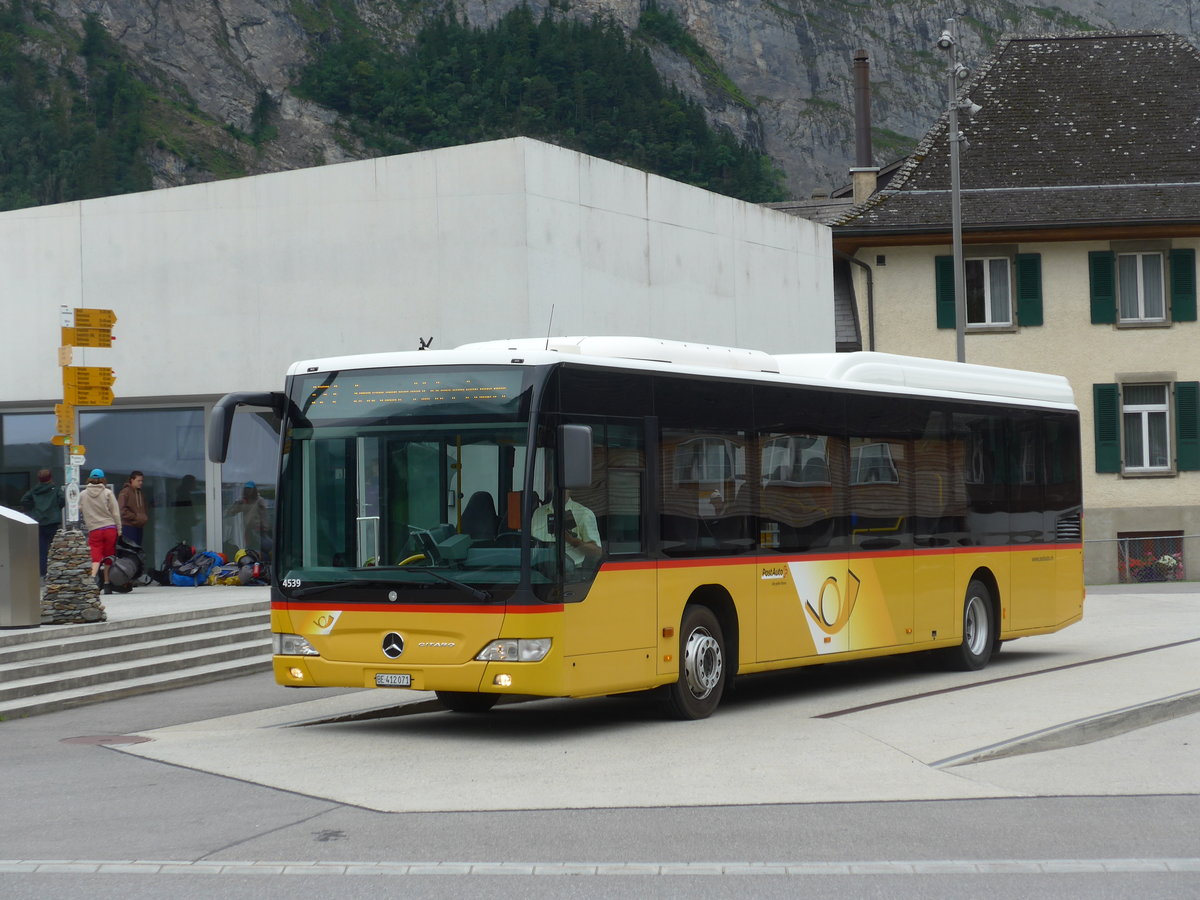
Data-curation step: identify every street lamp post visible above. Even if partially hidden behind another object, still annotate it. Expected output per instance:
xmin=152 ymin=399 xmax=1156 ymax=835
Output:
xmin=938 ymin=18 xmax=970 ymax=363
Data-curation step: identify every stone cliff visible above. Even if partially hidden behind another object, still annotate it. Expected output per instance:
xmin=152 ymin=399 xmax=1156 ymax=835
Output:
xmin=44 ymin=0 xmax=1200 ymax=197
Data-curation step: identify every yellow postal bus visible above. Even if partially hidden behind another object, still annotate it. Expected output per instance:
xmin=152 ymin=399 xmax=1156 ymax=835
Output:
xmin=209 ymin=337 xmax=1084 ymax=719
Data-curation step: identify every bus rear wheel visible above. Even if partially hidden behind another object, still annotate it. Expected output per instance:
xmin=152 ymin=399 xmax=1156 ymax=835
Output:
xmin=941 ymin=579 xmax=995 ymax=671
xmin=436 ymin=691 xmax=499 ymax=713
xmin=665 ymin=605 xmax=726 ymax=720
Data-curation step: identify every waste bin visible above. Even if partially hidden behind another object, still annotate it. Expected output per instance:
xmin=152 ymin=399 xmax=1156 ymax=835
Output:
xmin=0 ymin=505 xmax=41 ymax=628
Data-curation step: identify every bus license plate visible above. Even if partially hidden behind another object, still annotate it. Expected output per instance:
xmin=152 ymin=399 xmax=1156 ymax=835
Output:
xmin=375 ymin=673 xmax=412 ymax=687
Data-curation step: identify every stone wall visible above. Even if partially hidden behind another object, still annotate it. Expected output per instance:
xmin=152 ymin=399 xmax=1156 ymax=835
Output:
xmin=42 ymin=528 xmax=106 ymax=625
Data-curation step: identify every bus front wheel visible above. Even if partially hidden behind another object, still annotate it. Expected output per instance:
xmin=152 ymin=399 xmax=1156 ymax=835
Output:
xmin=942 ymin=579 xmax=995 ymax=671
xmin=665 ymin=605 xmax=726 ymax=720
xmin=436 ymin=691 xmax=499 ymax=713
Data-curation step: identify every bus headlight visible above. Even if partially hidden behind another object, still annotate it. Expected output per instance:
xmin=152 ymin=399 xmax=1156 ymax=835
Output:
xmin=273 ymin=633 xmax=321 ymax=656
xmin=475 ymin=638 xmax=551 ymax=662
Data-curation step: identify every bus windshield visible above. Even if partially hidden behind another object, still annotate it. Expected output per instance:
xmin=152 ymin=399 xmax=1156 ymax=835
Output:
xmin=276 ymin=366 xmax=550 ymax=595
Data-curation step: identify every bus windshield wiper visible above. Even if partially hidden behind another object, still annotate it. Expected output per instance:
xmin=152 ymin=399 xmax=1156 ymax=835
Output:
xmin=292 ymin=572 xmax=491 ymax=601
xmin=291 ymin=579 xmax=399 ymax=598
xmin=353 ymin=566 xmax=492 ymax=602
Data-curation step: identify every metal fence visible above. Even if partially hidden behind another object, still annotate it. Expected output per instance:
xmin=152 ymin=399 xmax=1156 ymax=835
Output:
xmin=1085 ymin=534 xmax=1191 ymax=584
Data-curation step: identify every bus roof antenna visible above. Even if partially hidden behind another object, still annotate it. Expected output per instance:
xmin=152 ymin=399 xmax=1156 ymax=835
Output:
xmin=418 ymin=336 xmax=433 ymax=350
xmin=544 ymin=305 xmax=555 ymax=350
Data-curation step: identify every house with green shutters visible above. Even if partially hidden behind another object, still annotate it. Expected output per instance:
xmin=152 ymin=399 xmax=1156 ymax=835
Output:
xmin=830 ymin=31 xmax=1200 ymax=583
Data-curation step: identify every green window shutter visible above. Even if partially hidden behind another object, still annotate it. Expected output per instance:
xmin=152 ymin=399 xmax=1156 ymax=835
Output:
xmin=1093 ymin=383 xmax=1121 ymax=473
xmin=934 ymin=255 xmax=955 ymax=329
xmin=1170 ymin=248 xmax=1197 ymax=323
xmin=1015 ymin=253 xmax=1043 ymax=326
xmin=1089 ymin=251 xmax=1116 ymax=324
xmin=1175 ymin=382 xmax=1200 ymax=471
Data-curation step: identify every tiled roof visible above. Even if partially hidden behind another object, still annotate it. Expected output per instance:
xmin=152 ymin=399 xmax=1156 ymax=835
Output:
xmin=835 ymin=32 xmax=1200 ymax=234
xmin=765 ymin=196 xmax=855 ymax=225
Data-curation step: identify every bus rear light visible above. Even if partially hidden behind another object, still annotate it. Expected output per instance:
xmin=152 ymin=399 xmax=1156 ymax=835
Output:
xmin=476 ymin=638 xmax=551 ymax=662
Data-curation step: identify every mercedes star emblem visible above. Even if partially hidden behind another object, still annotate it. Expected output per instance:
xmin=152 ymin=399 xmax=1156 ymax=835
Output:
xmin=382 ymin=632 xmax=405 ymax=659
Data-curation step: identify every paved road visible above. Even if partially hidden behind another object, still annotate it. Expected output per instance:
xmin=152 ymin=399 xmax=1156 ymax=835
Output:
xmin=2 ymin=584 xmax=1198 ymax=898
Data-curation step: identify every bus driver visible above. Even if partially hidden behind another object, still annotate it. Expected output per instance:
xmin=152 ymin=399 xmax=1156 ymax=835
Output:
xmin=531 ymin=490 xmax=602 ymax=567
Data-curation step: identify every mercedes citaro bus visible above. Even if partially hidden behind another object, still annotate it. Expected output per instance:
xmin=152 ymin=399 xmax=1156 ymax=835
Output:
xmin=209 ymin=336 xmax=1083 ymax=719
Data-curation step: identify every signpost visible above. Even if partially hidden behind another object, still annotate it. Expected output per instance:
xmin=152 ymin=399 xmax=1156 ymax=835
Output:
xmin=56 ymin=307 xmax=117 ymax=524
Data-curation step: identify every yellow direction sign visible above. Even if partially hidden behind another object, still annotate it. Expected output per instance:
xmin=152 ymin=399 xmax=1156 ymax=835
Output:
xmin=61 ymin=326 xmax=114 ymax=348
xmin=74 ymin=308 xmax=117 ymax=329
xmin=63 ymin=366 xmax=116 ymax=389
xmin=51 ymin=435 xmax=71 ymax=446
xmin=55 ymin=403 xmax=74 ymax=436
xmin=64 ymin=384 xmax=115 ymax=406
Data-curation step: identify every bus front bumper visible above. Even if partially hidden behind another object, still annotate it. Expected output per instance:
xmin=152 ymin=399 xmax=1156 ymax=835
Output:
xmin=273 ymin=655 xmax=564 ymax=696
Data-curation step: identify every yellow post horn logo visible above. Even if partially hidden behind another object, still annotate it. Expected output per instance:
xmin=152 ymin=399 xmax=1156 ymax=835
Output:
xmin=805 ymin=571 xmax=861 ymax=636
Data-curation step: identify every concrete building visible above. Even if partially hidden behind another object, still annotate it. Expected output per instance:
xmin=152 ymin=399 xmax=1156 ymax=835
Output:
xmin=830 ymin=33 xmax=1200 ymax=584
xmin=0 ymin=137 xmax=833 ymax=567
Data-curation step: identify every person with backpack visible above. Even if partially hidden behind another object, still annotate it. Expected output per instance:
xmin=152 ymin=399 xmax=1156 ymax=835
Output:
xmin=19 ymin=468 xmax=64 ymax=577
xmin=225 ymin=481 xmax=271 ymax=558
xmin=80 ymin=468 xmax=121 ymax=595
xmin=118 ymin=469 xmax=149 ymax=545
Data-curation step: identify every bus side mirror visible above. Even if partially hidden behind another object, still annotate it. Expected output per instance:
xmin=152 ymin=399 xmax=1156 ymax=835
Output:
xmin=208 ymin=391 xmax=287 ymax=463
xmin=560 ymin=424 xmax=593 ymax=490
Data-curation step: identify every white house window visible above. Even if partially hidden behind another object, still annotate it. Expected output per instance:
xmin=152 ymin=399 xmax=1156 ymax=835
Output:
xmin=673 ymin=437 xmax=734 ymax=485
xmin=1118 ymin=252 xmax=1165 ymax=322
xmin=761 ymin=434 xmax=830 ymax=485
xmin=965 ymin=257 xmax=1012 ymax=326
xmin=851 ymin=441 xmax=898 ymax=484
xmin=1123 ymin=384 xmax=1170 ymax=471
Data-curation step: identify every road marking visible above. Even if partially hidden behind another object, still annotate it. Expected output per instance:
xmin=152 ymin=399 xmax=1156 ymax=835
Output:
xmin=0 ymin=858 xmax=1197 ymax=875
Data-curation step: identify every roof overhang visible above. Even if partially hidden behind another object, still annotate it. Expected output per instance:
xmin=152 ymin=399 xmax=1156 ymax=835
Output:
xmin=834 ymin=221 xmax=1200 ymax=254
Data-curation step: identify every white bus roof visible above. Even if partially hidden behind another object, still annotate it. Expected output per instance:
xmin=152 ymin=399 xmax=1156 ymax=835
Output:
xmin=289 ymin=336 xmax=1076 ymax=409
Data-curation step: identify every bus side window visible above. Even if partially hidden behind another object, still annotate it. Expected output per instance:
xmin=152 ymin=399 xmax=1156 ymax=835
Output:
xmin=759 ymin=432 xmax=843 ymax=553
xmin=661 ymin=429 xmax=750 ymax=556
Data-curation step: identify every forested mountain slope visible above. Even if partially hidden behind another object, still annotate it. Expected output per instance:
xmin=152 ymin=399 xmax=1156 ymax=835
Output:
xmin=1 ymin=0 xmax=1194 ymax=209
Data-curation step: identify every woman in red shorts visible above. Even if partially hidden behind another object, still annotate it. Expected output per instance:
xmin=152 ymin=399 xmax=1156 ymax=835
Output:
xmin=80 ymin=468 xmax=121 ymax=594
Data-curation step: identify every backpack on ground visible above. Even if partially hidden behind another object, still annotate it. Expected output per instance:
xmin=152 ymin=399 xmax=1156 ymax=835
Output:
xmin=233 ymin=548 xmax=271 ymax=585
xmin=151 ymin=542 xmax=195 ymax=585
xmin=170 ymin=550 xmax=223 ymax=587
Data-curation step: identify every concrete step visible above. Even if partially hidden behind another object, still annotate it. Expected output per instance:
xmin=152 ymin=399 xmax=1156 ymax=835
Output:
xmin=0 ymin=622 xmax=270 ymax=684
xmin=0 ymin=635 xmax=271 ymax=705
xmin=0 ymin=610 xmax=268 ymax=665
xmin=0 ymin=654 xmax=273 ymax=720
xmin=0 ymin=600 xmax=267 ymax=649
xmin=0 ymin=599 xmax=274 ymax=720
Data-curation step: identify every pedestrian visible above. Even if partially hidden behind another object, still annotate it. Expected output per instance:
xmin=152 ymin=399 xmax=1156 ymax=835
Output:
xmin=225 ymin=481 xmax=270 ymax=558
xmin=19 ymin=468 xmax=63 ymax=577
xmin=80 ymin=468 xmax=121 ymax=594
xmin=118 ymin=469 xmax=149 ymax=545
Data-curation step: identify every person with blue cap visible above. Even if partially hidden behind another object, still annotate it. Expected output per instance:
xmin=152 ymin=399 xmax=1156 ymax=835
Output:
xmin=79 ymin=468 xmax=121 ymax=594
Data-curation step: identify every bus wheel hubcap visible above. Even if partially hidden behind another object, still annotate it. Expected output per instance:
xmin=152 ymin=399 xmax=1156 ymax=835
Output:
xmin=965 ymin=596 xmax=988 ymax=656
xmin=683 ymin=628 xmax=722 ymax=699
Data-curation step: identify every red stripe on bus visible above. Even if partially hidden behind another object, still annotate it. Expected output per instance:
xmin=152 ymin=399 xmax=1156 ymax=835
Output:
xmin=272 ymin=602 xmax=563 ymax=614
xmin=598 ymin=543 xmax=1081 ymax=571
